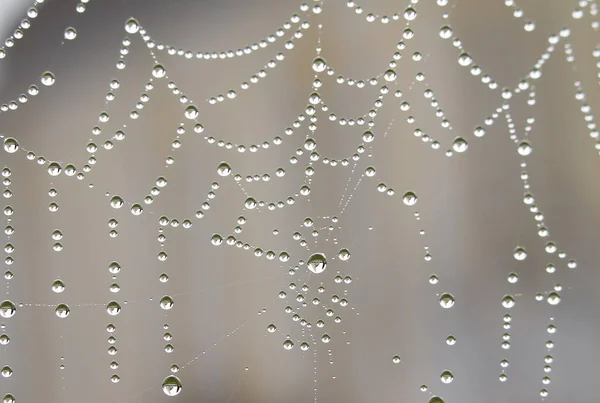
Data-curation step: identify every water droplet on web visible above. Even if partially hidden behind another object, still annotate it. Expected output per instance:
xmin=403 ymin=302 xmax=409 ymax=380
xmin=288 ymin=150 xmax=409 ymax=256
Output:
xmin=307 ymin=253 xmax=327 ymax=274
xmin=439 ymin=293 xmax=455 ymax=308
xmin=517 ymin=141 xmax=532 ymax=156
xmin=184 ymin=105 xmax=199 ymax=120
xmin=3 ymin=138 xmax=18 ymax=153
xmin=440 ymin=370 xmax=454 ymax=383
xmin=402 ymin=191 xmax=418 ymax=206
xmin=547 ymin=292 xmax=561 ymax=305
xmin=267 ymin=324 xmax=276 ymax=333
xmin=64 ymin=27 xmax=77 ymax=40
xmin=439 ymin=26 xmax=453 ymax=39
xmin=446 ymin=335 xmax=456 ymax=345
xmin=55 ymin=304 xmax=70 ymax=318
xmin=41 ymin=71 xmax=56 ymax=86
xmin=513 ymin=247 xmax=527 ymax=260
xmin=502 ymin=295 xmax=516 ymax=309
xmin=312 ymin=57 xmax=327 ymax=73
xmin=48 ymin=162 xmax=62 ymax=176
xmin=217 ymin=162 xmax=231 ymax=176
xmin=392 ymin=355 xmax=401 ymax=363
xmin=0 ymin=300 xmax=16 ymax=318
xmin=283 ymin=339 xmax=294 ymax=350
xmin=125 ymin=18 xmax=140 ymax=34
xmin=337 ymin=249 xmax=350 ymax=261
xmin=160 ymin=296 xmax=174 ymax=310
xmin=152 ymin=64 xmax=166 ymax=78
xmin=110 ymin=196 xmax=124 ymax=209
xmin=106 ymin=301 xmax=121 ymax=316
xmin=1 ymin=366 xmax=12 ymax=378
xmin=162 ymin=375 xmax=182 ymax=396
xmin=452 ymin=137 xmax=468 ymax=153
xmin=429 ymin=396 xmax=444 ymax=403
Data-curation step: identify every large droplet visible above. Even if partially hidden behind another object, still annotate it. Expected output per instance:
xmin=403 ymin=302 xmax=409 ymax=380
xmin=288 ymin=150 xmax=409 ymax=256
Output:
xmin=124 ymin=18 xmax=140 ymax=34
xmin=452 ymin=137 xmax=468 ymax=153
xmin=502 ymin=295 xmax=516 ymax=309
xmin=547 ymin=292 xmax=561 ymax=305
xmin=513 ymin=246 xmax=527 ymax=261
xmin=48 ymin=162 xmax=62 ymax=176
xmin=429 ymin=397 xmax=445 ymax=403
xmin=55 ymin=304 xmax=70 ymax=318
xmin=312 ymin=57 xmax=327 ymax=73
xmin=217 ymin=162 xmax=231 ymax=177
xmin=402 ymin=191 xmax=418 ymax=206
xmin=3 ymin=138 xmax=18 ymax=153
xmin=440 ymin=370 xmax=454 ymax=384
xmin=439 ymin=293 xmax=455 ymax=308
xmin=307 ymin=253 xmax=327 ymax=274
xmin=41 ymin=71 xmax=56 ymax=86
xmin=283 ymin=339 xmax=294 ymax=350
xmin=184 ymin=105 xmax=199 ymax=120
xmin=517 ymin=141 xmax=532 ymax=156
xmin=106 ymin=301 xmax=121 ymax=316
xmin=110 ymin=196 xmax=124 ymax=209
xmin=64 ymin=27 xmax=77 ymax=40
xmin=160 ymin=296 xmax=174 ymax=310
xmin=152 ymin=64 xmax=166 ymax=78
xmin=162 ymin=375 xmax=182 ymax=396
xmin=0 ymin=300 xmax=16 ymax=318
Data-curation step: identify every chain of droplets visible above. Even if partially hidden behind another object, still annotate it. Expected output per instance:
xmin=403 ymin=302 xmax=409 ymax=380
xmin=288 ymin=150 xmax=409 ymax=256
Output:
xmin=563 ymin=43 xmax=600 ymax=155
xmin=0 ymin=165 xmax=15 ymax=396
xmin=142 ymin=7 xmax=307 ymax=61
xmin=0 ymin=0 xmax=46 ymax=60
xmin=344 ymin=0 xmax=427 ymax=25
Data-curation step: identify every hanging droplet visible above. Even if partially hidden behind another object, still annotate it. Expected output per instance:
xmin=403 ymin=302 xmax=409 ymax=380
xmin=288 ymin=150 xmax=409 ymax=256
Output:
xmin=440 ymin=370 xmax=454 ymax=384
xmin=337 ymin=248 xmax=351 ymax=261
xmin=217 ymin=162 xmax=231 ymax=177
xmin=513 ymin=246 xmax=527 ymax=261
xmin=160 ymin=296 xmax=174 ymax=310
xmin=517 ymin=141 xmax=532 ymax=156
xmin=110 ymin=196 xmax=124 ymax=209
xmin=64 ymin=27 xmax=77 ymax=40
xmin=439 ymin=293 xmax=455 ymax=308
xmin=312 ymin=57 xmax=327 ymax=73
xmin=402 ymin=191 xmax=418 ymax=206
xmin=162 ymin=375 xmax=182 ymax=396
xmin=152 ymin=64 xmax=166 ymax=78
xmin=41 ymin=71 xmax=56 ymax=86
xmin=55 ymin=304 xmax=70 ymax=318
xmin=0 ymin=300 xmax=16 ymax=318
xmin=3 ymin=138 xmax=18 ymax=153
xmin=452 ymin=137 xmax=468 ymax=152
xmin=106 ymin=301 xmax=121 ymax=316
xmin=184 ymin=105 xmax=199 ymax=120
xmin=48 ymin=162 xmax=62 ymax=176
xmin=124 ymin=18 xmax=140 ymax=34
xmin=307 ymin=253 xmax=327 ymax=274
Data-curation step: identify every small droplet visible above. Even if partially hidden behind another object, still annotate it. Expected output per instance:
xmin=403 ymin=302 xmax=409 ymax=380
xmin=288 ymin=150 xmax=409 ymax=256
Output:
xmin=392 ymin=355 xmax=401 ymax=364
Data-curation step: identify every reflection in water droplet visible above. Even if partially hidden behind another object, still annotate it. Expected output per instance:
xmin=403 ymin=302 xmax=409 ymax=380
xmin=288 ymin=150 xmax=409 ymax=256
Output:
xmin=307 ymin=253 xmax=327 ymax=274
xmin=55 ymin=304 xmax=70 ymax=318
xmin=439 ymin=293 xmax=455 ymax=308
xmin=0 ymin=300 xmax=16 ymax=318
xmin=3 ymin=138 xmax=18 ymax=153
xmin=162 ymin=375 xmax=182 ymax=396
xmin=402 ymin=191 xmax=417 ymax=206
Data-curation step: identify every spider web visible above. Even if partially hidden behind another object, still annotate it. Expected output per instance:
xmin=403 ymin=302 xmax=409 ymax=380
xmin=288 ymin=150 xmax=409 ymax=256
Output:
xmin=0 ymin=0 xmax=598 ymax=402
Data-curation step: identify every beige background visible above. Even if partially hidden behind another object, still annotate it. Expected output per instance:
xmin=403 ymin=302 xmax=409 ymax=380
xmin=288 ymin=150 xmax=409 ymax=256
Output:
xmin=0 ymin=0 xmax=599 ymax=402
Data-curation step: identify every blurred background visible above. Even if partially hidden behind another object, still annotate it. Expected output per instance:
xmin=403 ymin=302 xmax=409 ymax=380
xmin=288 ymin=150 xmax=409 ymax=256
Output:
xmin=0 ymin=0 xmax=599 ymax=402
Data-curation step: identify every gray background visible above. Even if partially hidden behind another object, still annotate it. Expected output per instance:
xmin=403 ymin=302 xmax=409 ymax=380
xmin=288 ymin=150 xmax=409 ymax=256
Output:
xmin=0 ymin=0 xmax=599 ymax=402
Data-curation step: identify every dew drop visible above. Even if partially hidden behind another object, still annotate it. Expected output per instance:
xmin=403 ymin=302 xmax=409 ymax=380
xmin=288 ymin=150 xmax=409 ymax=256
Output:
xmin=402 ymin=191 xmax=418 ymax=206
xmin=110 ymin=196 xmax=124 ymax=209
xmin=3 ymin=138 xmax=18 ymax=153
xmin=41 ymin=71 xmax=56 ymax=86
xmin=337 ymin=248 xmax=351 ymax=261
xmin=55 ymin=303 xmax=70 ymax=318
xmin=152 ymin=64 xmax=166 ymax=78
xmin=502 ymin=295 xmax=516 ymax=309
xmin=160 ymin=296 xmax=174 ymax=310
xmin=64 ymin=27 xmax=77 ymax=40
xmin=0 ymin=300 xmax=16 ymax=318
xmin=312 ymin=57 xmax=327 ymax=73
xmin=162 ymin=375 xmax=182 ymax=396
xmin=283 ymin=339 xmax=294 ymax=350
xmin=439 ymin=293 xmax=455 ymax=308
xmin=440 ymin=370 xmax=454 ymax=384
xmin=307 ymin=253 xmax=327 ymax=274
xmin=184 ymin=105 xmax=199 ymax=120
xmin=517 ymin=141 xmax=532 ymax=156
xmin=452 ymin=137 xmax=468 ymax=152
xmin=547 ymin=292 xmax=561 ymax=305
xmin=48 ymin=162 xmax=62 ymax=176
xmin=392 ymin=355 xmax=401 ymax=364
xmin=513 ymin=247 xmax=527 ymax=261
xmin=217 ymin=162 xmax=231 ymax=177
xmin=125 ymin=18 xmax=140 ymax=34
xmin=106 ymin=301 xmax=121 ymax=316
